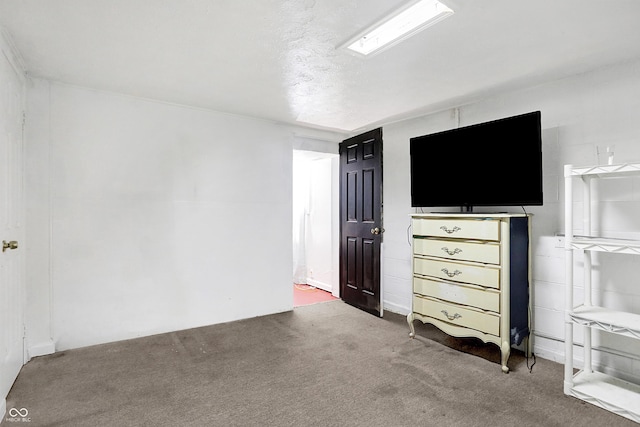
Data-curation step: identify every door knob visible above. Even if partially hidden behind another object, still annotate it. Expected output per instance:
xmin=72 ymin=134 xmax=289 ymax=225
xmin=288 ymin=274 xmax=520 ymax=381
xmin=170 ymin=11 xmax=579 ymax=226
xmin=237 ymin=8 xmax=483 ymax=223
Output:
xmin=370 ymin=227 xmax=384 ymax=235
xmin=2 ymin=240 xmax=18 ymax=252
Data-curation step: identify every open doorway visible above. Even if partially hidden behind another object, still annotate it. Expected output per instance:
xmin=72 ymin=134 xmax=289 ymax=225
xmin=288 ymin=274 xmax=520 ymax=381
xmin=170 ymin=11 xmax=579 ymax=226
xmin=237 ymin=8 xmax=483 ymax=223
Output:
xmin=292 ymin=150 xmax=339 ymax=306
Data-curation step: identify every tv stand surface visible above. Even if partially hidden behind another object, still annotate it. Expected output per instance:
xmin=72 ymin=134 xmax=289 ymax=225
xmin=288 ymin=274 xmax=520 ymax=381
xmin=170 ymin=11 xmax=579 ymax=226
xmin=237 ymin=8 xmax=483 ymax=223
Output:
xmin=419 ymin=212 xmax=529 ymax=218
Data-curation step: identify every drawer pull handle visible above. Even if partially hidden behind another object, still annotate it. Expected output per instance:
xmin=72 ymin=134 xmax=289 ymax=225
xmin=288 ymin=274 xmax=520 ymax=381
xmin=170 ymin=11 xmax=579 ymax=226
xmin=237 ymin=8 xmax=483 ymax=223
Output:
xmin=442 ymin=247 xmax=462 ymax=256
xmin=440 ymin=226 xmax=461 ymax=234
xmin=441 ymin=268 xmax=462 ymax=278
xmin=2 ymin=240 xmax=18 ymax=252
xmin=441 ymin=310 xmax=462 ymax=321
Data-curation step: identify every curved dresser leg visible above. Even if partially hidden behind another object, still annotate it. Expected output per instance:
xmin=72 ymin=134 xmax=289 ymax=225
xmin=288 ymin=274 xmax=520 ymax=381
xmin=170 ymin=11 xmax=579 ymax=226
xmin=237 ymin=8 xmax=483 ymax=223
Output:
xmin=501 ymin=341 xmax=511 ymax=373
xmin=407 ymin=312 xmax=415 ymax=338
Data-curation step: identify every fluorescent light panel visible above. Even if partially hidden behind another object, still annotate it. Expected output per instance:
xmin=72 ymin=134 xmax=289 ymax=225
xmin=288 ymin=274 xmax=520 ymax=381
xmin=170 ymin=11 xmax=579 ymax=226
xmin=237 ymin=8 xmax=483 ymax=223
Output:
xmin=344 ymin=0 xmax=453 ymax=56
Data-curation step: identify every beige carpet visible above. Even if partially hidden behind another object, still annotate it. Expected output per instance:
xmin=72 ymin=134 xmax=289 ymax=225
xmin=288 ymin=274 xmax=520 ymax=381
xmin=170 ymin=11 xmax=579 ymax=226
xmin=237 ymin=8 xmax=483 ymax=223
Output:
xmin=5 ymin=300 xmax=636 ymax=426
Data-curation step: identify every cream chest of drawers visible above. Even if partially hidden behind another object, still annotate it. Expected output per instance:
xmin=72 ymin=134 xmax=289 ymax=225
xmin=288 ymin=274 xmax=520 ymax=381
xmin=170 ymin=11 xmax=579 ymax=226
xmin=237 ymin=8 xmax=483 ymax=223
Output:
xmin=407 ymin=213 xmax=531 ymax=373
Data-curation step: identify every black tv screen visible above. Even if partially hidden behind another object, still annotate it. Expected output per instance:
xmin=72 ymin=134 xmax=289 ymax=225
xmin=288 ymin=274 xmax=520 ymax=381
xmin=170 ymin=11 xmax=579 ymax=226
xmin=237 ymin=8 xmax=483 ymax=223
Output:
xmin=410 ymin=111 xmax=543 ymax=209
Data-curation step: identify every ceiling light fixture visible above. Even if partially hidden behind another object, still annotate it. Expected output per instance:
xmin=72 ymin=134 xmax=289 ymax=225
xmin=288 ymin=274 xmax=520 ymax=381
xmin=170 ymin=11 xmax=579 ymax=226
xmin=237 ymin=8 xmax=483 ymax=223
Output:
xmin=340 ymin=0 xmax=454 ymax=57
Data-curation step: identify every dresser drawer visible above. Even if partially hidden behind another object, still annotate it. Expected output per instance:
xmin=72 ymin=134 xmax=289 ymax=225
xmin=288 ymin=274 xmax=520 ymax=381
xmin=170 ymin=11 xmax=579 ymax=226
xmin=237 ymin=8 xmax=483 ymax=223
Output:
xmin=414 ymin=258 xmax=500 ymax=289
xmin=413 ymin=277 xmax=499 ymax=312
xmin=413 ymin=218 xmax=500 ymax=241
xmin=413 ymin=295 xmax=500 ymax=336
xmin=413 ymin=238 xmax=500 ymax=265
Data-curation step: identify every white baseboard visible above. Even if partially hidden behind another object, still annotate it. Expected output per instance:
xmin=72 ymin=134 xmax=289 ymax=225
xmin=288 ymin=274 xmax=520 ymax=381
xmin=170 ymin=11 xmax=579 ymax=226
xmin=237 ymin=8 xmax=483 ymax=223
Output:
xmin=28 ymin=341 xmax=55 ymax=359
xmin=382 ymin=300 xmax=410 ymax=316
xmin=531 ymin=333 xmax=640 ymax=384
xmin=306 ymin=278 xmax=332 ymax=293
xmin=530 ymin=343 xmax=565 ymax=364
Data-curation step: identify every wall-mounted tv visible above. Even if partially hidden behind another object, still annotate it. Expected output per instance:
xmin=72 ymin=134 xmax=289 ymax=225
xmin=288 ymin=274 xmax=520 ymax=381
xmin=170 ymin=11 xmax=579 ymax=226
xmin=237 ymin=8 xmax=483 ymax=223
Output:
xmin=410 ymin=111 xmax=542 ymax=210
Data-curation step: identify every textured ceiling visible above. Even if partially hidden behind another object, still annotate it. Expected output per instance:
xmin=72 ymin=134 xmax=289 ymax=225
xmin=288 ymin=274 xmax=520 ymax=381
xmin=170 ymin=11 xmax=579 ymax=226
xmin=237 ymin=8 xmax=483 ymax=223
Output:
xmin=2 ymin=0 xmax=640 ymax=132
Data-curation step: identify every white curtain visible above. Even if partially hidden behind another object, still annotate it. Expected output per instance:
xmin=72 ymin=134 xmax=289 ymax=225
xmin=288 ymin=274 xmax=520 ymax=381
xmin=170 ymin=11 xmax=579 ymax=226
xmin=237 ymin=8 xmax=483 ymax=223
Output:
xmin=292 ymin=153 xmax=310 ymax=284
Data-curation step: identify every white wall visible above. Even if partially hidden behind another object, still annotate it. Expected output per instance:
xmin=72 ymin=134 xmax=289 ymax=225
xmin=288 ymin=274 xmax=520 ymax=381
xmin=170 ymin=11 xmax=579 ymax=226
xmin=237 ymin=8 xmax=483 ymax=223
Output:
xmin=24 ymin=78 xmax=54 ymax=357
xmin=25 ymin=80 xmax=345 ymax=351
xmin=381 ymin=58 xmax=640 ymax=382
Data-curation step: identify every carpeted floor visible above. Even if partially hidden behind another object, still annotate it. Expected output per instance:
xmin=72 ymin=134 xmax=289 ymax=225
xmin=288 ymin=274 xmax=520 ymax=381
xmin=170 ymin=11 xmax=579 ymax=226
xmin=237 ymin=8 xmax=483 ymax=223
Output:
xmin=5 ymin=300 xmax=637 ymax=426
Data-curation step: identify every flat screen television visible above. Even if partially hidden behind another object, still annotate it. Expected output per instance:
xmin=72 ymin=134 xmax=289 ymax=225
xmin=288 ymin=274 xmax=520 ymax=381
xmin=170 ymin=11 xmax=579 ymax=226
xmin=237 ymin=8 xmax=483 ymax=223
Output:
xmin=410 ymin=111 xmax=542 ymax=210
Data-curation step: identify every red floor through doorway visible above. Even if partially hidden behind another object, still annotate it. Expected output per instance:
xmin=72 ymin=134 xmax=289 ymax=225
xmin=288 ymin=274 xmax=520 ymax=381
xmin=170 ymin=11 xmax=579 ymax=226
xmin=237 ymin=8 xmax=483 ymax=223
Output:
xmin=293 ymin=284 xmax=338 ymax=307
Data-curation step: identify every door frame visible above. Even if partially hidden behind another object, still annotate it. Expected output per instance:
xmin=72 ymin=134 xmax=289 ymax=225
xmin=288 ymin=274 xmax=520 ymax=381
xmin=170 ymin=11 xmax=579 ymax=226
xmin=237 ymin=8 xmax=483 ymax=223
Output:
xmin=292 ymin=149 xmax=340 ymax=298
xmin=0 ymin=29 xmax=28 ymax=416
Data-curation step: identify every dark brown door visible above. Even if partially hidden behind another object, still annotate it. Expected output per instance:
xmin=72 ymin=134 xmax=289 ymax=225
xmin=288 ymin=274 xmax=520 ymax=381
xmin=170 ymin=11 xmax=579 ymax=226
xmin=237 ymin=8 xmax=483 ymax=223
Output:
xmin=339 ymin=128 xmax=383 ymax=317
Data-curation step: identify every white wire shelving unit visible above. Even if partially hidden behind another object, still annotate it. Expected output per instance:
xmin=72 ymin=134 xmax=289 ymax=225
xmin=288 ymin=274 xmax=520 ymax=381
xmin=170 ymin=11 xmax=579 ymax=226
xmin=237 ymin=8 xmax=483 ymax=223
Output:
xmin=564 ymin=163 xmax=640 ymax=423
